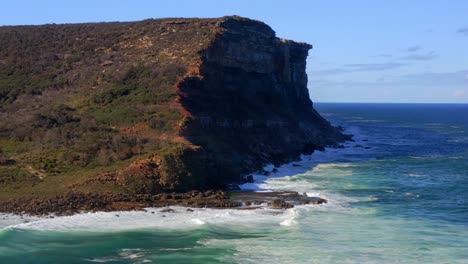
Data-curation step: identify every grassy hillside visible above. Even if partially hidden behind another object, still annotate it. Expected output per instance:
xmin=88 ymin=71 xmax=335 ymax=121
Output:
xmin=0 ymin=18 xmax=224 ymax=199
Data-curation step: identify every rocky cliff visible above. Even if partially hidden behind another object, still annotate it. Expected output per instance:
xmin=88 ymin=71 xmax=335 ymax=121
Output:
xmin=0 ymin=16 xmax=349 ymax=200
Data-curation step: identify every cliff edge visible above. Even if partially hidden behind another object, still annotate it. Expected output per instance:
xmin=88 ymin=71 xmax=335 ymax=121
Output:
xmin=0 ymin=16 xmax=349 ymax=201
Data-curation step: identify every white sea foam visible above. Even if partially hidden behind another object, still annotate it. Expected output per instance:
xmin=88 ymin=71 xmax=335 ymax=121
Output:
xmin=119 ymin=249 xmax=146 ymax=260
xmin=84 ymin=248 xmax=150 ymax=263
xmin=0 ymin=213 xmax=40 ymax=229
xmin=407 ymin=173 xmax=425 ymax=177
xmin=237 ymin=123 xmax=373 ymax=217
xmin=310 ymin=163 xmax=354 ymax=177
xmin=159 ymin=247 xmax=192 ymax=252
xmin=2 ymin=206 xmax=303 ymax=232
xmin=84 ymin=257 xmax=116 ymax=263
xmin=191 ymin=218 xmax=206 ymax=225
xmin=279 ymin=209 xmax=298 ymax=226
xmin=314 ymin=163 xmax=356 ymax=169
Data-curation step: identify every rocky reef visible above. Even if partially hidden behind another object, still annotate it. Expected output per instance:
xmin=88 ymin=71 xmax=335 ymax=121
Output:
xmin=0 ymin=191 xmax=327 ymax=216
xmin=0 ymin=16 xmax=349 ymax=209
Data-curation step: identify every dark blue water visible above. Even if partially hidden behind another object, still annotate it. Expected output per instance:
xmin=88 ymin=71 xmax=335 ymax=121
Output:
xmin=315 ymin=103 xmax=468 ymax=225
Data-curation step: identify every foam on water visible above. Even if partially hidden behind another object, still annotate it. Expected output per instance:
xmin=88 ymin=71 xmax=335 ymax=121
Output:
xmin=0 ymin=213 xmax=40 ymax=229
xmin=236 ymin=123 xmax=371 ymax=216
xmin=2 ymin=206 xmax=304 ymax=232
xmin=84 ymin=248 xmax=150 ymax=263
xmin=279 ymin=208 xmax=298 ymax=226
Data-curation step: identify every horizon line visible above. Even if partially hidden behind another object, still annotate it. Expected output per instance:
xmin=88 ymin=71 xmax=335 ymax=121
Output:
xmin=314 ymin=101 xmax=468 ymax=104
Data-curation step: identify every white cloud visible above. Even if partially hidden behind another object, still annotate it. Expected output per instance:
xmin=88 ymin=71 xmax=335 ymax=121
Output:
xmin=400 ymin=51 xmax=438 ymax=61
xmin=458 ymin=27 xmax=468 ymax=36
xmin=406 ymin=45 xmax=422 ymax=52
xmin=453 ymin=89 xmax=466 ymax=98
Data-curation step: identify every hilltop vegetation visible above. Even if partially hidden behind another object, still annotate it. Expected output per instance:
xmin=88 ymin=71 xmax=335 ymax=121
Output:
xmin=0 ymin=18 xmax=219 ymax=198
xmin=0 ymin=17 xmax=348 ymax=202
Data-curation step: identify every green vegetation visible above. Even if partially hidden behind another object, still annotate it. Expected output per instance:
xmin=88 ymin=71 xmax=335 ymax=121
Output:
xmin=86 ymin=64 xmax=184 ymax=126
xmin=0 ymin=19 xmax=212 ymax=199
xmin=0 ymin=148 xmax=7 ymax=165
xmin=0 ymin=167 xmax=37 ymax=186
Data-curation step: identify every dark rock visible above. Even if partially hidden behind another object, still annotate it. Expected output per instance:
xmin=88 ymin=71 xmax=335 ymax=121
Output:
xmin=0 ymin=189 xmax=327 ymax=216
xmin=225 ymin=184 xmax=241 ymax=191
xmin=300 ymin=197 xmax=327 ymax=205
xmin=160 ymin=208 xmax=176 ymax=213
xmin=268 ymin=200 xmax=293 ymax=209
xmin=244 ymin=175 xmax=254 ymax=183
xmin=332 ymin=144 xmax=345 ymax=149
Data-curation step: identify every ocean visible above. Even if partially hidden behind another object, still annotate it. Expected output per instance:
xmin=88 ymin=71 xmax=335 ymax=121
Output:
xmin=1 ymin=103 xmax=467 ymax=263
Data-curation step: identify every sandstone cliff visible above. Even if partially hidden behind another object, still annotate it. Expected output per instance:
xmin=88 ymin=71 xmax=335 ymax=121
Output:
xmin=0 ymin=16 xmax=349 ymax=200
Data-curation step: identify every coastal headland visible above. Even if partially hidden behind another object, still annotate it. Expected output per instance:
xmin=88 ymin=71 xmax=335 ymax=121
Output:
xmin=0 ymin=16 xmax=349 ymax=215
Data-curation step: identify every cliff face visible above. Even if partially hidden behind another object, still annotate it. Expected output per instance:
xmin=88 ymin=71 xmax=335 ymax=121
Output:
xmin=0 ymin=16 xmax=348 ymax=199
xmin=177 ymin=18 xmax=348 ymax=187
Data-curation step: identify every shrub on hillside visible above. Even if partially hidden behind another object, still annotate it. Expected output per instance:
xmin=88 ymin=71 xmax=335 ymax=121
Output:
xmin=0 ymin=149 xmax=6 ymax=165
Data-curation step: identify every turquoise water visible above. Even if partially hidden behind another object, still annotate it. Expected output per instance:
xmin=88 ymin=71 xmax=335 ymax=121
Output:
xmin=1 ymin=103 xmax=467 ymax=263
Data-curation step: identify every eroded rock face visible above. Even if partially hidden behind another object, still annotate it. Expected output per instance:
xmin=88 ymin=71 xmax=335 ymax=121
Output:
xmin=178 ymin=17 xmax=350 ymax=187
xmin=204 ymin=19 xmax=312 ymax=109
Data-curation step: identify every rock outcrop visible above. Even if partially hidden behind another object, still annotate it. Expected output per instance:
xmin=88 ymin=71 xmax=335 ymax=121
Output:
xmin=0 ymin=16 xmax=349 ymax=203
xmin=0 ymin=191 xmax=326 ymax=216
xmin=178 ymin=17 xmax=348 ymax=188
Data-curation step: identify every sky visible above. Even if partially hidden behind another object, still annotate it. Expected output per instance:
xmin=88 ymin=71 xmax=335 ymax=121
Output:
xmin=1 ymin=0 xmax=468 ymax=103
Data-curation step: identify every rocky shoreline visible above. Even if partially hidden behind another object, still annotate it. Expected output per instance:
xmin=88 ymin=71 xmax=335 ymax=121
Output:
xmin=0 ymin=190 xmax=326 ymax=216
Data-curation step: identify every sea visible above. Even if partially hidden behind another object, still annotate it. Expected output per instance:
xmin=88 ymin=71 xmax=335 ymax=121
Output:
xmin=1 ymin=103 xmax=467 ymax=264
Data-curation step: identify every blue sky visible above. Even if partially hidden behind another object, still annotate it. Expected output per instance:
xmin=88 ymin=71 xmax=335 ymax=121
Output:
xmin=2 ymin=1 xmax=468 ymax=103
